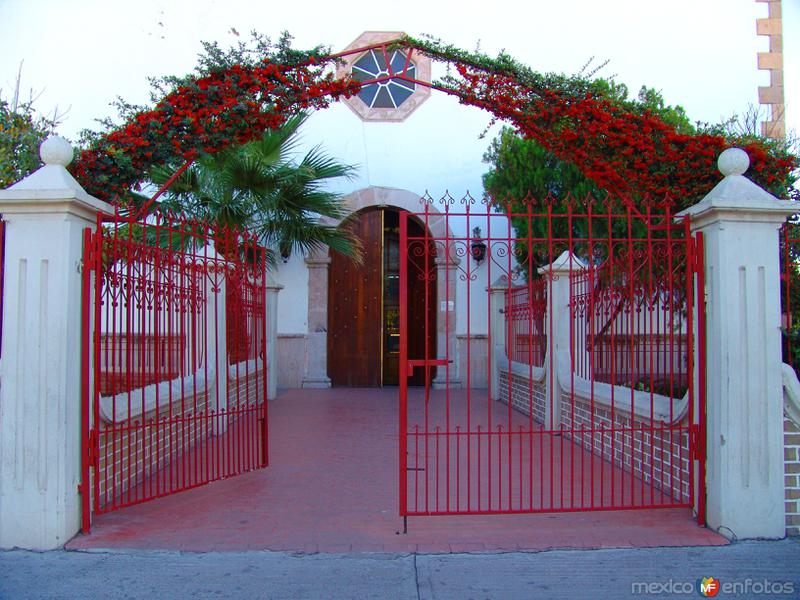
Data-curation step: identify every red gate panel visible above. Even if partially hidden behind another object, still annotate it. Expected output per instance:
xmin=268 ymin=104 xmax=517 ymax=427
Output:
xmin=399 ymin=196 xmax=704 ymax=520
xmin=81 ymin=210 xmax=268 ymax=527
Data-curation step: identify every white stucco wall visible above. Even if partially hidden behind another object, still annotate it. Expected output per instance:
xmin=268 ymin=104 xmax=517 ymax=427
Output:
xmin=273 ymin=251 xmax=310 ymax=335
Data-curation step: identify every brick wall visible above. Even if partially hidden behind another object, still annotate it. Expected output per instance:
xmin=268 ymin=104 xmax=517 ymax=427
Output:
xmin=562 ymin=397 xmax=690 ymax=503
xmin=497 ymin=368 xmax=546 ymax=423
xmin=785 ymin=417 xmax=800 ymax=536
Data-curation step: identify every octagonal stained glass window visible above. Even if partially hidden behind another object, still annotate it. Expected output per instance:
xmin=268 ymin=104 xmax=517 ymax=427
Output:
xmin=352 ymin=49 xmax=416 ymax=109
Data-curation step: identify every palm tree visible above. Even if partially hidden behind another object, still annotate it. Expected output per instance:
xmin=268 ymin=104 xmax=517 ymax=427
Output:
xmin=148 ymin=111 xmax=360 ymax=266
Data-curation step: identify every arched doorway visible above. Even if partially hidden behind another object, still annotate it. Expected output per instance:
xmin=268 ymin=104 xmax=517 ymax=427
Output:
xmin=328 ymin=207 xmax=436 ymax=386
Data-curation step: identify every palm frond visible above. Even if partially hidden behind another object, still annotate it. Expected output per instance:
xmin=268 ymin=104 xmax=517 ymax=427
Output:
xmin=143 ymin=109 xmax=359 ymax=265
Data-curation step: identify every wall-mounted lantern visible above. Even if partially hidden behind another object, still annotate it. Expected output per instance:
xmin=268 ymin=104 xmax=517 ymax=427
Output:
xmin=470 ymin=226 xmax=487 ymax=264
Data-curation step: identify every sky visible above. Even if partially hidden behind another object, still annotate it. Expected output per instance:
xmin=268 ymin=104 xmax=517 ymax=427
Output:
xmin=0 ymin=0 xmax=798 ymax=196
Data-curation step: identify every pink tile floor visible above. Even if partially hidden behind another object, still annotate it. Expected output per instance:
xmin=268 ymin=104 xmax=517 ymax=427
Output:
xmin=68 ymin=388 xmax=726 ymax=553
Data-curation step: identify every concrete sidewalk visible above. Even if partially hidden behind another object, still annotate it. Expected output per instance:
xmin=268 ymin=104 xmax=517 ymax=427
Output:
xmin=2 ymin=539 xmax=798 ymax=600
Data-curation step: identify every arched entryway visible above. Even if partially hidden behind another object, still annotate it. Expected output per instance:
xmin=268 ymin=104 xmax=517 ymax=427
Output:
xmin=328 ymin=207 xmax=435 ymax=387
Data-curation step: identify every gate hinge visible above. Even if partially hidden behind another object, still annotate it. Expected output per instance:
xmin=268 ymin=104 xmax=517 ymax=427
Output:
xmin=689 ymin=424 xmax=702 ymax=460
xmin=77 ymin=259 xmax=83 ymax=274
xmin=87 ymin=429 xmax=100 ymax=468
xmin=692 ymin=247 xmax=702 ymax=276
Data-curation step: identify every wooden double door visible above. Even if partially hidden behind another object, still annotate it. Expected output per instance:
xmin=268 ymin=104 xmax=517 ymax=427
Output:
xmin=328 ymin=208 xmax=436 ymax=387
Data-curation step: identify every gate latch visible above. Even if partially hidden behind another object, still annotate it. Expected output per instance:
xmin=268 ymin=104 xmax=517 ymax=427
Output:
xmin=407 ymin=359 xmax=452 ymax=376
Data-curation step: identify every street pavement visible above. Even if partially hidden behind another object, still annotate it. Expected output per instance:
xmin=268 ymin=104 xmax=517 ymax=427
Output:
xmin=1 ymin=538 xmax=798 ymax=600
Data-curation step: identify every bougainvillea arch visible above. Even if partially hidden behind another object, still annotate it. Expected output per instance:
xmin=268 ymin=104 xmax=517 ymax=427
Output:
xmin=70 ymin=35 xmax=797 ymax=212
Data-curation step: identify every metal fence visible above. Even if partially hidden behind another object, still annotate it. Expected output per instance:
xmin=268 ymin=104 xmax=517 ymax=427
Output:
xmin=571 ymin=254 xmax=690 ymax=398
xmin=82 ymin=210 xmax=269 ymax=523
xmin=505 ymin=281 xmax=547 ymax=367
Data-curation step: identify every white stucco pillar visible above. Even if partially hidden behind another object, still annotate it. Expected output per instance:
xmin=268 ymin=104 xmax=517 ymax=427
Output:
xmin=678 ymin=149 xmax=796 ymax=539
xmin=539 ymin=252 xmax=586 ymax=429
xmin=302 ymin=249 xmax=331 ymax=388
xmin=488 ymin=276 xmax=508 ymax=401
xmin=265 ymin=272 xmax=283 ymax=399
xmin=0 ymin=137 xmax=112 ymax=549
xmin=205 ymin=248 xmax=228 ymax=436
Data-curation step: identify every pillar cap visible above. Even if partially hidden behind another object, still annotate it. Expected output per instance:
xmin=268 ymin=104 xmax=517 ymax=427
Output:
xmin=39 ymin=135 xmax=74 ymax=167
xmin=0 ymin=136 xmax=113 ymax=218
xmin=538 ymin=251 xmax=586 ymax=275
xmin=718 ymin=147 xmax=749 ymax=176
xmin=677 ymin=148 xmax=796 ymax=228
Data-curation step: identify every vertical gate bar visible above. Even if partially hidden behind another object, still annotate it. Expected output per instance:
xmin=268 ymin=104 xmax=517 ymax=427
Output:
xmin=518 ymin=425 xmax=523 ymax=509
xmin=423 ymin=202 xmax=431 ymax=514
xmin=106 ymin=219 xmax=115 ymax=509
xmin=646 ymin=205 xmax=654 ymax=507
xmin=567 ymin=201 xmax=575 ymax=509
xmin=445 ymin=209 xmax=451 ymax=514
xmin=167 ymin=226 xmax=175 ymax=493
xmin=435 ymin=426 xmax=440 ymax=512
xmin=106 ymin=221 xmax=115 ymax=508
xmin=456 ymin=425 xmax=461 ymax=510
xmin=93 ymin=213 xmax=105 ymax=512
xmin=606 ymin=202 xmax=615 ymax=508
xmin=694 ymin=231 xmax=707 ymax=524
xmin=505 ymin=200 xmax=513 ymax=511
xmin=262 ymin=240 xmax=270 ymax=468
xmin=203 ymin=238 xmax=211 ymax=488
xmin=462 ymin=204 xmax=468 ymax=513
xmin=559 ymin=207 xmax=565 ymax=510
xmin=485 ymin=200 xmax=493 ymax=514
xmin=399 ymin=211 xmax=408 ymax=518
xmin=626 ymin=203 xmax=635 ymax=508
xmin=677 ymin=219 xmax=688 ymax=507
xmin=662 ymin=206 xmax=675 ymax=504
xmin=784 ymin=226 xmax=792 ymax=367
xmin=526 ymin=200 xmax=534 ymax=510
xmin=154 ymin=217 xmax=163 ymax=498
xmin=587 ymin=200 xmax=596 ymax=509
xmin=484 ymin=201 xmax=492 ymax=512
xmin=185 ymin=230 xmax=192 ymax=487
xmin=477 ymin=424 xmax=482 ymax=510
xmin=123 ymin=214 xmax=133 ymax=508
xmin=80 ymin=227 xmax=93 ymax=532
xmin=546 ymin=201 xmax=554 ymax=511
xmin=139 ymin=218 xmax=148 ymax=504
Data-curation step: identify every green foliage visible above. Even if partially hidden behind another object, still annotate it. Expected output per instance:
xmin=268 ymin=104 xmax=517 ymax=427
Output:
xmin=483 ymin=84 xmax=799 ymax=275
xmin=0 ymin=87 xmax=61 ymax=188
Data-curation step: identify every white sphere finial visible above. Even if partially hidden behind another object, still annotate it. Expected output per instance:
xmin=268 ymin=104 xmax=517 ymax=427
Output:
xmin=40 ymin=135 xmax=73 ymax=167
xmin=718 ymin=148 xmax=749 ymax=177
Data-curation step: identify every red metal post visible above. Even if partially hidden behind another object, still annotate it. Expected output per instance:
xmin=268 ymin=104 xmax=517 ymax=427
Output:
xmin=399 ymin=211 xmax=409 ymax=519
xmin=694 ymin=232 xmax=708 ymax=526
xmin=80 ymin=227 xmax=93 ymax=533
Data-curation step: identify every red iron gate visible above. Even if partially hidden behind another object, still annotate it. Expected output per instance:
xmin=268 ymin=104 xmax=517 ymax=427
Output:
xmin=81 ymin=210 xmax=269 ymax=529
xmin=399 ymin=196 xmax=705 ymax=523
